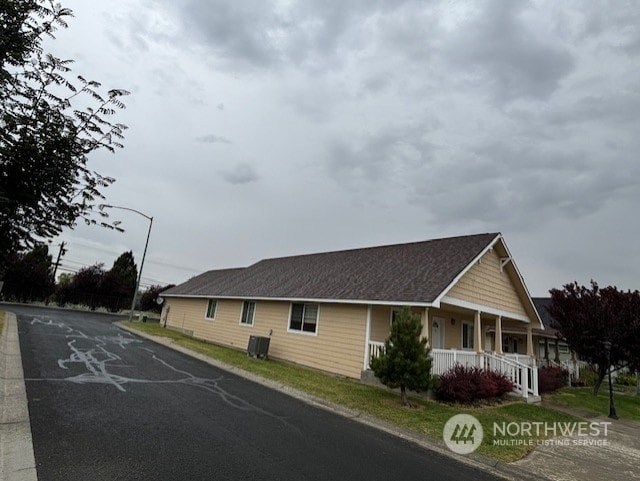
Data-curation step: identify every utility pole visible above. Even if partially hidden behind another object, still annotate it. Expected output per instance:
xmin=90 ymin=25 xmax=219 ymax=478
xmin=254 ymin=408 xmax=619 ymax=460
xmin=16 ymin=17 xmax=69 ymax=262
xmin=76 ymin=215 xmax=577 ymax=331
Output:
xmin=52 ymin=241 xmax=67 ymax=282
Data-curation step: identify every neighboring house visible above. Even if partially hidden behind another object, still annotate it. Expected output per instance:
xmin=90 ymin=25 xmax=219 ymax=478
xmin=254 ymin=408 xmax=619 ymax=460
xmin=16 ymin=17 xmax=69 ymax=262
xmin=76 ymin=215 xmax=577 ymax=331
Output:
xmin=531 ymin=297 xmax=572 ymax=364
xmin=161 ymin=233 xmax=545 ymax=399
xmin=530 ymin=297 xmax=588 ymax=380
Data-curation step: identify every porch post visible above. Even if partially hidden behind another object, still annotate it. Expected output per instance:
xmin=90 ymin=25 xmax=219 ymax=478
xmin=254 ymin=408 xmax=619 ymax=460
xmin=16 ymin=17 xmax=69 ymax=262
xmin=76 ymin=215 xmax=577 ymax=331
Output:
xmin=544 ymin=338 xmax=549 ymax=365
xmin=554 ymin=338 xmax=560 ymax=363
xmin=474 ymin=311 xmax=482 ymax=353
xmin=363 ymin=305 xmax=372 ymax=370
xmin=421 ymin=308 xmax=429 ymax=343
xmin=495 ymin=315 xmax=503 ymax=355
xmin=526 ymin=326 xmax=534 ymax=357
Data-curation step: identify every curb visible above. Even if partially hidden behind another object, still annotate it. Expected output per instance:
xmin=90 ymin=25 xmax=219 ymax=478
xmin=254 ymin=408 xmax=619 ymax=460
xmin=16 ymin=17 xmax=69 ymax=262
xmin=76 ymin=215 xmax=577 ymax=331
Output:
xmin=115 ymin=322 xmax=547 ymax=481
xmin=0 ymin=312 xmax=38 ymax=481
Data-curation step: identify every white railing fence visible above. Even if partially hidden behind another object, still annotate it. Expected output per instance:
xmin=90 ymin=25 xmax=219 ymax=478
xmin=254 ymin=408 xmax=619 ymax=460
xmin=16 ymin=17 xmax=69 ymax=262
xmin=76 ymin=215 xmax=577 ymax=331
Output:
xmin=368 ymin=341 xmax=386 ymax=365
xmin=367 ymin=343 xmax=539 ymax=398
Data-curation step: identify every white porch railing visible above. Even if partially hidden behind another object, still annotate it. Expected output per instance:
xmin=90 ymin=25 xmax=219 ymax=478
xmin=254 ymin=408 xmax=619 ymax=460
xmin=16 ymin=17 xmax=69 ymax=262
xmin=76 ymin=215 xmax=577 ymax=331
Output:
xmin=368 ymin=341 xmax=385 ymax=366
xmin=505 ymin=353 xmax=536 ymax=367
xmin=537 ymin=358 xmax=591 ymax=383
xmin=432 ymin=349 xmax=538 ymax=399
xmin=430 ymin=349 xmax=479 ymax=376
xmin=485 ymin=352 xmax=538 ymax=398
xmin=367 ymin=342 xmax=539 ymax=399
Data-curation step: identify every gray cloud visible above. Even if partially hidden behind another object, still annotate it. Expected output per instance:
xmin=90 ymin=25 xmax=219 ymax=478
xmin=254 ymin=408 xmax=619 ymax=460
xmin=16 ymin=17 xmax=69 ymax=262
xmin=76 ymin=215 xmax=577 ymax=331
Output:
xmin=326 ymin=124 xmax=438 ymax=188
xmin=196 ymin=134 xmax=233 ymax=144
xmin=154 ymin=0 xmax=418 ymax=71
xmin=221 ymin=163 xmax=260 ymax=185
xmin=444 ymin=0 xmax=575 ymax=104
xmin=49 ymin=1 xmax=640 ymax=296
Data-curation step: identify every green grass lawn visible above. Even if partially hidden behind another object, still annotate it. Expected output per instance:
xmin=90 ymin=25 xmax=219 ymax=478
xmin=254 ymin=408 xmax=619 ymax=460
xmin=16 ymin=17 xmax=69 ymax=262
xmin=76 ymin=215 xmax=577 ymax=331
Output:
xmin=122 ymin=321 xmax=581 ymax=462
xmin=547 ymin=387 xmax=640 ymax=421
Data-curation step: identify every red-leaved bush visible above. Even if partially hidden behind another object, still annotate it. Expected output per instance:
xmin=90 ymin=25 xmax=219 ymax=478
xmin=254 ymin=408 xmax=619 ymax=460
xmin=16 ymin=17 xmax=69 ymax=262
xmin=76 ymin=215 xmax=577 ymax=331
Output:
xmin=436 ymin=365 xmax=515 ymax=403
xmin=538 ymin=366 xmax=569 ymax=393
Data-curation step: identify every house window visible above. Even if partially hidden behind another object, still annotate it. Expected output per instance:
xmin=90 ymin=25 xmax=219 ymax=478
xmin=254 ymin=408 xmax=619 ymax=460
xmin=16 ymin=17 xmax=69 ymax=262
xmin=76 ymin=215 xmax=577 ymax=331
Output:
xmin=205 ymin=299 xmax=217 ymax=319
xmin=289 ymin=303 xmax=319 ymax=334
xmin=503 ymin=336 xmax=518 ymax=353
xmin=462 ymin=322 xmax=474 ymax=350
xmin=559 ymin=342 xmax=570 ymax=354
xmin=240 ymin=301 xmax=255 ymax=326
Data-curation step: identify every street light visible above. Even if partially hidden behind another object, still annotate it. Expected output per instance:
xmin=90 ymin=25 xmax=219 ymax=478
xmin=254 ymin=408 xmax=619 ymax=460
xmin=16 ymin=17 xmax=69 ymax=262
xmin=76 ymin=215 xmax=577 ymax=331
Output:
xmin=99 ymin=204 xmax=153 ymax=322
xmin=602 ymin=340 xmax=618 ymax=420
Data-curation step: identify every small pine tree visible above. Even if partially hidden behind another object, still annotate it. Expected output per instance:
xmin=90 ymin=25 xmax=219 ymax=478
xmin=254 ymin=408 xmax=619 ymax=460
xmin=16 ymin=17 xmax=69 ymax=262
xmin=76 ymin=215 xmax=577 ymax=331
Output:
xmin=370 ymin=306 xmax=432 ymax=406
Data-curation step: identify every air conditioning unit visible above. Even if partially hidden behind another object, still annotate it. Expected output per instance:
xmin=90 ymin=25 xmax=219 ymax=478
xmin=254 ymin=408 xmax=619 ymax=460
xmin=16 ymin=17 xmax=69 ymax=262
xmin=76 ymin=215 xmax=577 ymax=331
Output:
xmin=247 ymin=335 xmax=270 ymax=359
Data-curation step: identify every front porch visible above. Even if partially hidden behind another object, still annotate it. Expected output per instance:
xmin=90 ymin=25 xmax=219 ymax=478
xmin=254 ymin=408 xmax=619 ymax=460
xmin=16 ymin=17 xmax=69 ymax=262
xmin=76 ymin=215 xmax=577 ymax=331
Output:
xmin=367 ymin=342 xmax=539 ymax=399
xmin=363 ymin=303 xmax=541 ymax=400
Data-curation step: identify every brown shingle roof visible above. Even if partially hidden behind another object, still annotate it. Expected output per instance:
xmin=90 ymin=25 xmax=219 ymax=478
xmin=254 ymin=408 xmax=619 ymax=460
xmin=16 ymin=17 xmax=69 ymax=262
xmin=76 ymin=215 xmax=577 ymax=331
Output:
xmin=163 ymin=233 xmax=500 ymax=304
xmin=163 ymin=268 xmax=245 ymax=296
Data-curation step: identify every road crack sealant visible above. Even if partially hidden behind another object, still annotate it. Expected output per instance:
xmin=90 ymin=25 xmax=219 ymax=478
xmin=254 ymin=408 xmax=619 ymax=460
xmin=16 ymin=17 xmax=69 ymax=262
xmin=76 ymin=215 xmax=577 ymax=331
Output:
xmin=25 ymin=316 xmax=298 ymax=430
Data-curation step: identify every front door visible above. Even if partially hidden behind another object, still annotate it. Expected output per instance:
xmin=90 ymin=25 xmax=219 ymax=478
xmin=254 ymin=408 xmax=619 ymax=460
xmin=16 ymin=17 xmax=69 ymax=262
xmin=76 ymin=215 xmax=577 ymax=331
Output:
xmin=431 ymin=317 xmax=444 ymax=349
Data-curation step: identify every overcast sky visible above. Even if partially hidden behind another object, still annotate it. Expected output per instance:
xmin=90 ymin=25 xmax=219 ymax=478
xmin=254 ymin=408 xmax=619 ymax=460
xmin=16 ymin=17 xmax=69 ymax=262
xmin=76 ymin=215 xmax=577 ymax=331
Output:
xmin=47 ymin=0 xmax=640 ymax=296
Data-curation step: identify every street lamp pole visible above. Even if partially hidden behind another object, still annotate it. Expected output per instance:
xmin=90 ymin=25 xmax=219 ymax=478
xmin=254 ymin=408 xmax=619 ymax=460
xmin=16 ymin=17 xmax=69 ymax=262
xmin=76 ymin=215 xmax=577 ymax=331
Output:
xmin=99 ymin=204 xmax=153 ymax=322
xmin=603 ymin=340 xmax=618 ymax=420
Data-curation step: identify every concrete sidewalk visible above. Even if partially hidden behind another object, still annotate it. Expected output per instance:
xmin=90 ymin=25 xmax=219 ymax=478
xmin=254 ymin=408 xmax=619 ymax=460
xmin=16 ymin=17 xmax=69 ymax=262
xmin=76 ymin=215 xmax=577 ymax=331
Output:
xmin=0 ymin=313 xmax=37 ymax=481
xmin=512 ymin=411 xmax=640 ymax=480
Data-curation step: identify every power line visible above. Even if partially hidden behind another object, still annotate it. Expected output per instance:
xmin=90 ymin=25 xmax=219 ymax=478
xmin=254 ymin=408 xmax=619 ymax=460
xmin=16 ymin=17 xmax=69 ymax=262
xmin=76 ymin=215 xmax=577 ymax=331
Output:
xmin=66 ymin=240 xmax=200 ymax=273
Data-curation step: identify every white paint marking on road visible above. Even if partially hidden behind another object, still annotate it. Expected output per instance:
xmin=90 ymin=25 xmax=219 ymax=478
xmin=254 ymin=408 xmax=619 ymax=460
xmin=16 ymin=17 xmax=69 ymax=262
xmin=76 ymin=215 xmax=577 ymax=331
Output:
xmin=26 ymin=316 xmax=301 ymax=430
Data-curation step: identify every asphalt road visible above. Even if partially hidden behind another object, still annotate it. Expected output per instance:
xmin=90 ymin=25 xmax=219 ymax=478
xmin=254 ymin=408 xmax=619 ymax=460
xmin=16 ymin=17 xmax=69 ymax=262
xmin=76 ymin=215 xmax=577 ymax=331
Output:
xmin=9 ymin=304 xmax=504 ymax=481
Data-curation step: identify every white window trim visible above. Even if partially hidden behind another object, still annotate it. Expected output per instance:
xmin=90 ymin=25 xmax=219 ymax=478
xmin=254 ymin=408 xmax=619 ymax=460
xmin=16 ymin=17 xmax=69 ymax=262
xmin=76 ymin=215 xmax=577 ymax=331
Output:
xmin=239 ymin=300 xmax=256 ymax=327
xmin=461 ymin=321 xmax=474 ymax=350
xmin=287 ymin=302 xmax=320 ymax=336
xmin=205 ymin=299 xmax=217 ymax=320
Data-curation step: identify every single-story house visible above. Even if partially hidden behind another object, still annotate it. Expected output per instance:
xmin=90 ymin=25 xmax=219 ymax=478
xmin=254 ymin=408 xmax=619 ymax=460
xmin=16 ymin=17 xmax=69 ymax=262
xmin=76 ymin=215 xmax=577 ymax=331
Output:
xmin=161 ymin=232 xmax=545 ymax=398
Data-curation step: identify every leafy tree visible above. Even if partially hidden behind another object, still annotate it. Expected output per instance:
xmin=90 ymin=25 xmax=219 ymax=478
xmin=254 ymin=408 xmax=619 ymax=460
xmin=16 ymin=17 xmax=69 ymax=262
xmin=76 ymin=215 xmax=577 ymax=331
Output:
xmin=102 ymin=251 xmax=137 ymax=311
xmin=0 ymin=244 xmax=54 ymax=301
xmin=64 ymin=263 xmax=105 ymax=310
xmin=0 ymin=1 xmax=128 ymax=276
xmin=139 ymin=284 xmax=175 ymax=313
xmin=54 ymin=271 xmax=74 ymax=306
xmin=370 ymin=306 xmax=432 ymax=406
xmin=548 ymin=281 xmax=640 ymax=395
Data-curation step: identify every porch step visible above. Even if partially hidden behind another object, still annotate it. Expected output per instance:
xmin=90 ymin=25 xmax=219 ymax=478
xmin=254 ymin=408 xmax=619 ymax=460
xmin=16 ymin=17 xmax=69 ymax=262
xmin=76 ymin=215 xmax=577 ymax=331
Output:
xmin=360 ymin=369 xmax=382 ymax=386
xmin=508 ymin=392 xmax=541 ymax=404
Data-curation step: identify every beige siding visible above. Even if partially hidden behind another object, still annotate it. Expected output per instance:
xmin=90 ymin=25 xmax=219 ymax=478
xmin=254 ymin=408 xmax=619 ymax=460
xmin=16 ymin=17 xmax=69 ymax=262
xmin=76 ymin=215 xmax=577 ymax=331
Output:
xmin=165 ymin=298 xmax=367 ymax=379
xmin=427 ymin=307 xmax=481 ymax=350
xmin=165 ymin=297 xmax=209 ymax=334
xmin=446 ymin=249 xmax=528 ymax=316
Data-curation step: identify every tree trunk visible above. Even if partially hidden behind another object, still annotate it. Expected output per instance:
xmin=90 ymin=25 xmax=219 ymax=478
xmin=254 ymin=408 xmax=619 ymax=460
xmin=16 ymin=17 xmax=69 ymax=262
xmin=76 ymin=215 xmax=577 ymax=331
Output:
xmin=592 ymin=364 xmax=608 ymax=396
xmin=400 ymin=385 xmax=409 ymax=406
